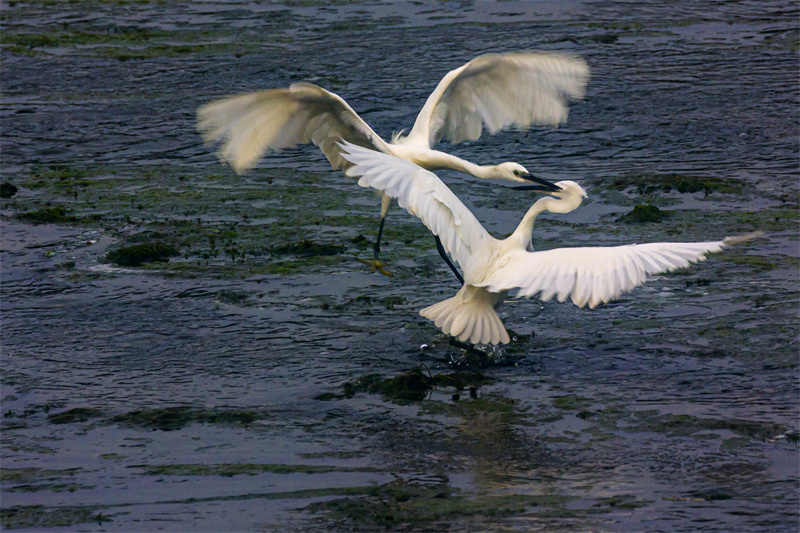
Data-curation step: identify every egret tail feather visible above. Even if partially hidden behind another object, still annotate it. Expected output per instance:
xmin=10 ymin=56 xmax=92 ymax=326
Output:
xmin=420 ymin=286 xmax=510 ymax=345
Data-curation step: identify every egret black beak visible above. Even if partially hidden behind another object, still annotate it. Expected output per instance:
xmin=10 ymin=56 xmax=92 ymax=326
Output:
xmin=511 ymin=174 xmax=561 ymax=192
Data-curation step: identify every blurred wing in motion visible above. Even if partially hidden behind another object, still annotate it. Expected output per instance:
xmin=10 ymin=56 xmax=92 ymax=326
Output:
xmin=197 ymin=83 xmax=389 ymax=173
xmin=408 ymin=52 xmax=589 ymax=146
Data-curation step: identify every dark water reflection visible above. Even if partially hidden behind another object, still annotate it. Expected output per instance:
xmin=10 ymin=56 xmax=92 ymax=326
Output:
xmin=2 ymin=1 xmax=798 ymax=531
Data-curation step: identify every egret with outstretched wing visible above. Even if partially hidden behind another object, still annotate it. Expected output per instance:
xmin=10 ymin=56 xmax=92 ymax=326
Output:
xmin=341 ymin=142 xmax=761 ymax=345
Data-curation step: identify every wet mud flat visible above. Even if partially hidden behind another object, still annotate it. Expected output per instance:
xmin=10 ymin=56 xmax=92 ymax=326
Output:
xmin=1 ymin=1 xmax=798 ymax=531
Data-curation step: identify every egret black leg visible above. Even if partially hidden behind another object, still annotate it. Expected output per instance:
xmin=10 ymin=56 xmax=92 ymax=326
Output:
xmin=435 ymin=235 xmax=464 ymax=285
xmin=373 ymin=216 xmax=386 ymax=260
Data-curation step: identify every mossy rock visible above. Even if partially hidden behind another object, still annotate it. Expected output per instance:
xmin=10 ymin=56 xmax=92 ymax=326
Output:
xmin=106 ymin=243 xmax=177 ymax=266
xmin=1 ymin=506 xmax=111 ymax=530
xmin=341 ymin=369 xmax=490 ymax=403
xmin=350 ymin=234 xmax=371 ymax=249
xmin=269 ymin=239 xmax=345 ymax=257
xmin=631 ymin=412 xmax=786 ymax=440
xmin=28 ymin=166 xmax=90 ymax=182
xmin=112 ymin=407 xmax=261 ymax=431
xmin=607 ymin=173 xmax=745 ymax=195
xmin=552 ymin=394 xmax=592 ymax=410
xmin=589 ymin=34 xmax=619 ymax=44
xmin=141 ymin=463 xmax=356 ymax=477
xmin=617 ymin=204 xmax=666 ymax=223
xmin=306 ymin=478 xmax=575 ymax=529
xmin=48 ymin=408 xmax=103 ymax=425
xmin=1 ymin=182 xmax=18 ymax=199
xmin=367 ymin=370 xmax=433 ymax=402
xmin=16 ymin=206 xmax=75 ymax=223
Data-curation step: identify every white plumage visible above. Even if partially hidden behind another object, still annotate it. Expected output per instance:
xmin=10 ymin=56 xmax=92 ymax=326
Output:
xmin=341 ymin=142 xmax=761 ymax=345
xmin=198 ymin=82 xmax=388 ymax=173
xmin=197 ymin=52 xmax=588 ymax=179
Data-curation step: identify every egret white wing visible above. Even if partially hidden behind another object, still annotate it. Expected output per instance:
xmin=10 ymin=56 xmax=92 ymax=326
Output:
xmin=408 ymin=52 xmax=589 ymax=146
xmin=197 ymin=83 xmax=389 ymax=173
xmin=477 ymin=240 xmax=738 ymax=309
xmin=340 ymin=142 xmax=491 ymax=267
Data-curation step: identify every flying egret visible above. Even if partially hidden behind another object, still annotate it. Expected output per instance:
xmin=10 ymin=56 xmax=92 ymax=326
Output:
xmin=197 ymin=52 xmax=588 ymax=279
xmin=340 ymin=142 xmax=761 ymax=346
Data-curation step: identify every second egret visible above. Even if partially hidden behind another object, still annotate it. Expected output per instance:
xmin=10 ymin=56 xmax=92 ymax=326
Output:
xmin=341 ymin=142 xmax=761 ymax=345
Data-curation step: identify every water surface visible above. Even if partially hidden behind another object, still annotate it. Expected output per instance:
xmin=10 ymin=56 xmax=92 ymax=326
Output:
xmin=1 ymin=1 xmax=798 ymax=531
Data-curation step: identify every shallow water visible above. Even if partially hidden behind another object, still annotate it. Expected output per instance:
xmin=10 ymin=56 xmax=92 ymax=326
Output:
xmin=1 ymin=1 xmax=798 ymax=531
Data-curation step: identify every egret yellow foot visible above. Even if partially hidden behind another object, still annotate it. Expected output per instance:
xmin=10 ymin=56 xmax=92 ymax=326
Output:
xmin=356 ymin=258 xmax=393 ymax=278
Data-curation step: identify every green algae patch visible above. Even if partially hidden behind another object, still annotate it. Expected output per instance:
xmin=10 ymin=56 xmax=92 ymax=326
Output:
xmin=214 ymin=289 xmax=250 ymax=304
xmin=298 ymin=451 xmax=370 ymax=459
xmin=15 ymin=205 xmax=104 ymax=224
xmin=47 ymin=407 xmax=103 ymax=424
xmin=349 ymin=234 xmax=372 ymax=249
xmin=1 ymin=505 xmax=112 ymax=530
xmin=607 ymin=173 xmax=745 ymax=195
xmin=305 ymin=478 xmax=574 ymax=529
xmin=630 ymin=412 xmax=786 ymax=440
xmin=112 ymin=407 xmax=262 ymax=431
xmin=106 ymin=243 xmax=177 ymax=266
xmin=269 ymin=239 xmax=346 ymax=257
xmin=6 ymin=482 xmax=95 ymax=493
xmin=342 ymin=371 xmax=428 ymax=402
xmin=26 ymin=166 xmax=91 ymax=183
xmin=334 ymin=294 xmax=406 ymax=311
xmin=423 ymin=395 xmax=517 ymax=419
xmin=590 ymin=34 xmax=619 ymax=43
xmin=368 ymin=370 xmax=434 ymax=402
xmin=719 ymin=253 xmax=790 ymax=272
xmin=1 ymin=468 xmax=83 ymax=484
xmin=617 ymin=204 xmax=666 ymax=223
xmin=727 ymin=206 xmax=799 ymax=231
xmin=587 ymin=21 xmax=646 ymax=30
xmin=1 ymin=28 xmax=171 ymax=48
xmin=0 ymin=27 xmax=270 ymax=60
xmin=590 ymin=494 xmax=649 ymax=511
xmin=2 ymin=163 xmax=448 ymax=278
xmin=721 ymin=436 xmax=751 ymax=451
xmin=687 ymin=489 xmax=733 ymax=502
xmin=762 ymin=28 xmax=800 ymax=51
xmin=552 ymin=394 xmax=592 ymax=410
xmin=141 ymin=463 xmax=376 ymax=477
xmin=16 ymin=206 xmax=77 ymax=223
xmin=339 ymin=369 xmax=491 ymax=403
xmin=262 ymin=254 xmax=347 ymax=276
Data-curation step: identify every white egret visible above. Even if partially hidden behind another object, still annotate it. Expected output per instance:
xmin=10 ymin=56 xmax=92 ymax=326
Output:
xmin=341 ymin=142 xmax=761 ymax=345
xmin=197 ymin=52 xmax=589 ymax=278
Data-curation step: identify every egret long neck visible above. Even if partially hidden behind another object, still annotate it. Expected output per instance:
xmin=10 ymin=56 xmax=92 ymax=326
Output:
xmin=507 ymin=197 xmax=553 ymax=249
xmin=416 ymin=150 xmax=498 ymax=179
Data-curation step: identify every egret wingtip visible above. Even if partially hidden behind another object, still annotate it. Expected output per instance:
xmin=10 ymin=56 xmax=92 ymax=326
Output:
xmin=722 ymin=231 xmax=765 ymax=246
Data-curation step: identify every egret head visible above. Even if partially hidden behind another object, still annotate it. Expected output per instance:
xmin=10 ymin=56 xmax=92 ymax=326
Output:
xmin=546 ymin=180 xmax=587 ymax=212
xmin=551 ymin=180 xmax=587 ymax=199
xmin=496 ymin=162 xmax=530 ymax=181
xmin=498 ymin=162 xmax=563 ymax=192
